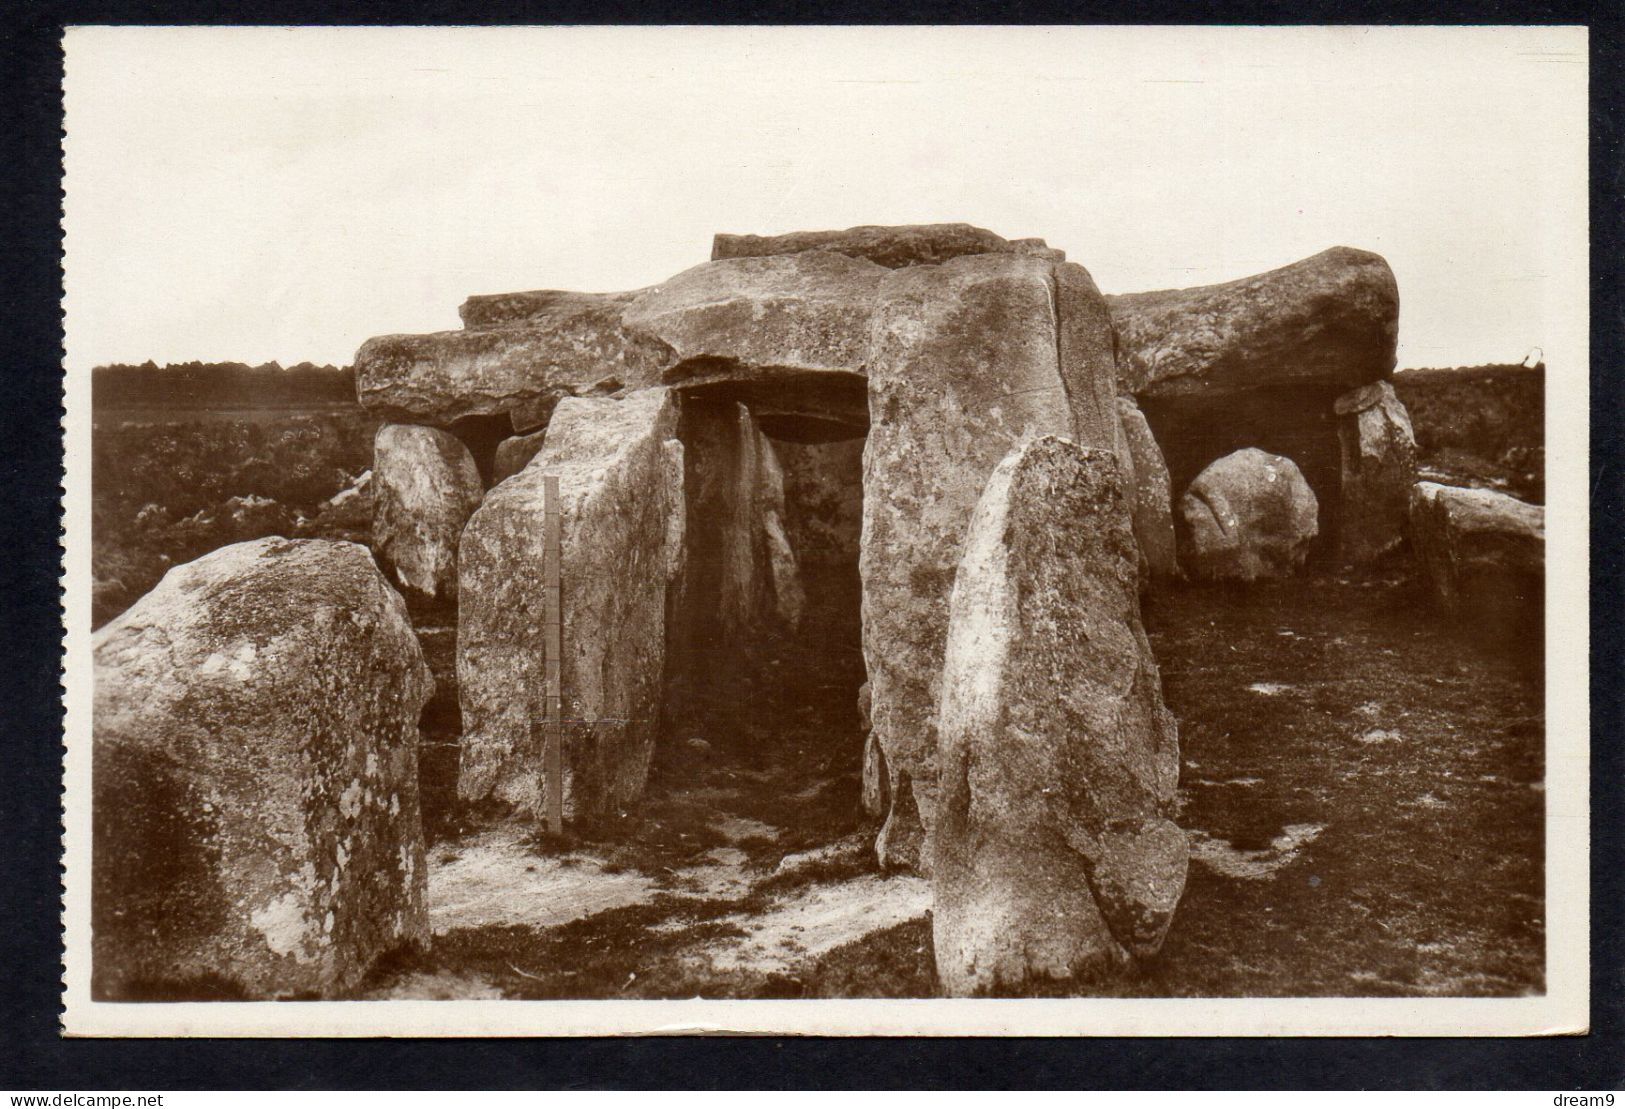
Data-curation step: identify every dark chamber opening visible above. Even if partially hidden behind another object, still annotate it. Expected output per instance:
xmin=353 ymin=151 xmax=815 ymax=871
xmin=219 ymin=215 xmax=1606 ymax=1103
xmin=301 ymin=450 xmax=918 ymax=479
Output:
xmin=1140 ymin=383 xmax=1344 ymax=561
xmin=446 ymin=412 xmax=518 ymax=488
xmin=657 ymin=391 xmax=868 ymax=807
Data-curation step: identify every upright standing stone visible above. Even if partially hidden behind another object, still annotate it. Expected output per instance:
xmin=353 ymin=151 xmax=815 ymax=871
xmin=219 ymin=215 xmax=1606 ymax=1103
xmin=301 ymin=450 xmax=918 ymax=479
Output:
xmin=934 ymin=438 xmax=1186 ymax=996
xmin=1053 ymin=262 xmax=1121 ymax=449
xmin=92 ymin=538 xmax=433 ymax=999
xmin=1115 ymin=396 xmax=1180 ymax=579
xmin=458 ymin=389 xmax=685 ymax=823
xmin=372 ymin=424 xmax=485 ymax=601
xmin=860 ymin=253 xmax=1120 ymax=871
xmin=1335 ymin=381 xmax=1419 ymax=563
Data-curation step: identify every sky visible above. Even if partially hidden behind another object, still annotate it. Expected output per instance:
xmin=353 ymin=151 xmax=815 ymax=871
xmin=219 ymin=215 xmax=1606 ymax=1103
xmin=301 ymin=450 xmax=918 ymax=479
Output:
xmin=62 ymin=25 xmax=1588 ymax=372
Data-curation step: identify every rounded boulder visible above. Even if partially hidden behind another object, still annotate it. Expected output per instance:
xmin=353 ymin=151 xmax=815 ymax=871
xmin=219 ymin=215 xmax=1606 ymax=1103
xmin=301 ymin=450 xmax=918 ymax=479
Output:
xmin=91 ymin=537 xmax=433 ymax=999
xmin=1177 ymin=448 xmax=1319 ymax=581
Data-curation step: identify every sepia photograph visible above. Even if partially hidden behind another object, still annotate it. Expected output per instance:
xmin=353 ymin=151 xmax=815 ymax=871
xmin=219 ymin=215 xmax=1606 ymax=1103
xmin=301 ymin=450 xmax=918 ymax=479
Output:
xmin=58 ymin=24 xmax=1590 ymax=1037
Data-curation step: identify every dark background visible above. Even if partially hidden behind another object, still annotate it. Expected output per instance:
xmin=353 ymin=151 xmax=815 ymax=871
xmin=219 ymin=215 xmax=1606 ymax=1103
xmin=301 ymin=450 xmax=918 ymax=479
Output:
xmin=3 ymin=0 xmax=1620 ymax=1090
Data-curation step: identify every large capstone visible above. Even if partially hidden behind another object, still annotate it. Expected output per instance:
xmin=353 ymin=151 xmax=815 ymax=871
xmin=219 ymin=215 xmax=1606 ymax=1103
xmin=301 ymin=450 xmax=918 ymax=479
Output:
xmin=620 ymin=252 xmax=879 ymax=428
xmin=1177 ymin=448 xmax=1320 ymax=581
xmin=371 ymin=424 xmax=485 ymax=601
xmin=1408 ymin=481 xmax=1544 ymax=628
xmin=1335 ymin=381 xmax=1420 ymax=563
xmin=459 ymin=287 xmax=645 ymax=332
xmin=1108 ymin=246 xmax=1399 ymax=401
xmin=91 ymin=538 xmax=432 ymax=1000
xmin=1114 ymin=395 xmax=1180 ymax=579
xmin=712 ymin=222 xmax=1064 ymax=268
xmin=457 ymin=389 xmax=685 ymax=824
xmin=933 ymin=437 xmax=1186 ymax=996
xmin=357 ymin=253 xmax=880 ymax=432
xmin=861 ymin=253 xmax=1120 ymax=871
xmin=355 ymin=290 xmax=657 ymax=426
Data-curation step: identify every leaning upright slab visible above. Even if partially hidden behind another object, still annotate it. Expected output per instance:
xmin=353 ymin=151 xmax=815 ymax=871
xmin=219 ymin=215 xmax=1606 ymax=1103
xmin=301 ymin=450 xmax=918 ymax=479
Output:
xmin=860 ymin=253 xmax=1120 ymax=871
xmin=458 ymin=389 xmax=685 ymax=824
xmin=1114 ymin=395 xmax=1180 ymax=579
xmin=92 ymin=538 xmax=433 ymax=999
xmin=934 ymin=438 xmax=1186 ymax=996
xmin=372 ymin=423 xmax=485 ymax=600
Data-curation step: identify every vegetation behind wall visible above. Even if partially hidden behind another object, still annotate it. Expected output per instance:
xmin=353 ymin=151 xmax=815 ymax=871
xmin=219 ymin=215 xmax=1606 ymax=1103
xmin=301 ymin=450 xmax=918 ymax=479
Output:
xmin=91 ymin=362 xmax=377 ymax=628
xmin=92 ymin=360 xmax=357 ymax=410
xmin=1392 ymin=363 xmax=1544 ymax=503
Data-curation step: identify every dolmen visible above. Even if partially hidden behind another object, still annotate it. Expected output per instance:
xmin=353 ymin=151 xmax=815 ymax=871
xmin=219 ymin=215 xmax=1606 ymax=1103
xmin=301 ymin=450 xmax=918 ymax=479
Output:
xmin=342 ymin=222 xmax=1423 ymax=982
xmin=934 ymin=437 xmax=1185 ymax=993
xmin=93 ymin=221 xmax=1497 ymax=997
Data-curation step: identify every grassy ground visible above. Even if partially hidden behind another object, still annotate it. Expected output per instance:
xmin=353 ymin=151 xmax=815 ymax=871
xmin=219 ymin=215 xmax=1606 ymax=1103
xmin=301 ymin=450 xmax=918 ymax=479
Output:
xmin=1130 ymin=569 xmax=1543 ymax=997
xmin=1394 ymin=364 xmax=1544 ymax=505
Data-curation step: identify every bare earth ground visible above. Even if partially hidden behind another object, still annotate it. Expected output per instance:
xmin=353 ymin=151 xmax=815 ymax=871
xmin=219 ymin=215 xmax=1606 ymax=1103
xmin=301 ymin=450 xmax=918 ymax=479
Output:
xmin=361 ymin=568 xmax=1545 ymax=1001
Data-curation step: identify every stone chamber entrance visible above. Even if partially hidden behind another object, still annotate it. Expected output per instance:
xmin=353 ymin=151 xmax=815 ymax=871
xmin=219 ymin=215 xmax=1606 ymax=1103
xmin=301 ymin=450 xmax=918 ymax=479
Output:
xmin=416 ymin=381 xmax=876 ymax=840
xmin=375 ymin=387 xmax=936 ymax=1001
xmin=1140 ymin=384 xmax=1346 ymax=562
xmin=645 ymin=383 xmax=873 ymax=863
